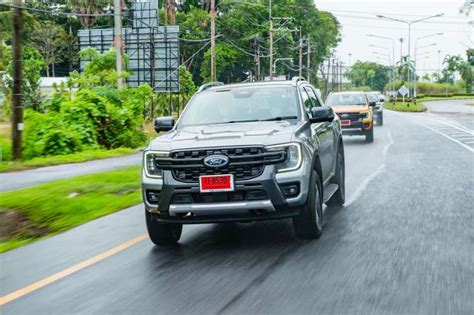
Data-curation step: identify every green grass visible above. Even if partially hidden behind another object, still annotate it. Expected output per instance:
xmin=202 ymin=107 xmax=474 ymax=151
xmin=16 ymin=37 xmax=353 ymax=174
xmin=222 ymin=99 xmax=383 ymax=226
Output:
xmin=0 ymin=147 xmax=137 ymax=173
xmin=384 ymin=101 xmax=426 ymax=112
xmin=420 ymin=96 xmax=474 ymax=102
xmin=0 ymin=166 xmax=142 ymax=252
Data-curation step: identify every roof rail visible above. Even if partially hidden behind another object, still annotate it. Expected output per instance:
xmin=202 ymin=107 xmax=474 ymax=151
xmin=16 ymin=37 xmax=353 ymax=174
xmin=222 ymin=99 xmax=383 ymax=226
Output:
xmin=291 ymin=76 xmax=307 ymax=86
xmin=197 ymin=81 xmax=224 ymax=93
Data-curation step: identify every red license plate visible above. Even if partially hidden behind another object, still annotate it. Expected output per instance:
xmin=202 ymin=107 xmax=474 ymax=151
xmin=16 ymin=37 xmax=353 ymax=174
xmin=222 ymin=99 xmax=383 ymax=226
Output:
xmin=199 ymin=174 xmax=234 ymax=193
xmin=341 ymin=119 xmax=351 ymax=126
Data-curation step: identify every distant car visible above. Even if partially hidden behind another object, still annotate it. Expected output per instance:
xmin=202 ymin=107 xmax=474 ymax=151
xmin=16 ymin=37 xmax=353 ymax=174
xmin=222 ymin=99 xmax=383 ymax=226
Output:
xmin=326 ymin=91 xmax=375 ymax=143
xmin=366 ymin=92 xmax=384 ymax=125
xmin=142 ymin=77 xmax=345 ymax=245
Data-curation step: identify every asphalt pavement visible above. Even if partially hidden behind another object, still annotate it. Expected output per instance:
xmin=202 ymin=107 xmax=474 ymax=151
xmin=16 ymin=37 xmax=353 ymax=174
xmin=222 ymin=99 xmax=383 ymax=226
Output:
xmin=0 ymin=153 xmax=142 ymax=192
xmin=1 ymin=103 xmax=473 ymax=314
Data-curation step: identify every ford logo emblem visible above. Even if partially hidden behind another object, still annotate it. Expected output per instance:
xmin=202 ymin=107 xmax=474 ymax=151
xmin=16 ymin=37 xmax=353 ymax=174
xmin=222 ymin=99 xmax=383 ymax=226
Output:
xmin=340 ymin=114 xmax=349 ymax=119
xmin=204 ymin=155 xmax=229 ymax=168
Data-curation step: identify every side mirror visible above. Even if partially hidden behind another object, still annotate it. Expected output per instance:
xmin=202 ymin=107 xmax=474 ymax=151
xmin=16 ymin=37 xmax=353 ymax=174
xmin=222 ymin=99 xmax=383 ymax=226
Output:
xmin=369 ymin=101 xmax=376 ymax=107
xmin=309 ymin=107 xmax=335 ymax=123
xmin=154 ymin=116 xmax=175 ymax=133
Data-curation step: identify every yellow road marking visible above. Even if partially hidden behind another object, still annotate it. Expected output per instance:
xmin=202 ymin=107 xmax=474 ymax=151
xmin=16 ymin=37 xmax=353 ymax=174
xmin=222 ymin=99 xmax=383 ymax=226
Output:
xmin=0 ymin=234 xmax=148 ymax=306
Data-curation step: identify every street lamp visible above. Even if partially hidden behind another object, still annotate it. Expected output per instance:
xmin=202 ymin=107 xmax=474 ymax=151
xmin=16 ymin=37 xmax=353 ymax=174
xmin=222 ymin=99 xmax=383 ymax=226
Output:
xmin=367 ymin=34 xmax=396 ymax=92
xmin=412 ymin=33 xmax=442 ymax=97
xmin=377 ymin=13 xmax=444 ymax=97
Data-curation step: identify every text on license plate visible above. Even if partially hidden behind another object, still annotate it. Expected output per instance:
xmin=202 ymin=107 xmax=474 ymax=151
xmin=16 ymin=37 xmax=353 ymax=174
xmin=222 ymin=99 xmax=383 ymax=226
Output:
xmin=199 ymin=174 xmax=234 ymax=192
xmin=341 ymin=119 xmax=351 ymax=126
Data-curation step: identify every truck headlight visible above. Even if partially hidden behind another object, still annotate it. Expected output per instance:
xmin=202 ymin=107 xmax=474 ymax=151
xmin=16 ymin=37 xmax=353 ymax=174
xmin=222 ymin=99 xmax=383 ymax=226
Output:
xmin=266 ymin=143 xmax=302 ymax=172
xmin=144 ymin=151 xmax=169 ymax=178
xmin=361 ymin=111 xmax=370 ymax=118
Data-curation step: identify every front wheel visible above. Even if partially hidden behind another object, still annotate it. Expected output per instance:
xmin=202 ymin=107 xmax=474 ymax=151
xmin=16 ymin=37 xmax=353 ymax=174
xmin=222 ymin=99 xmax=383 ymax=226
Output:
xmin=146 ymin=211 xmax=182 ymax=245
xmin=293 ymin=169 xmax=323 ymax=239
xmin=365 ymin=126 xmax=374 ymax=143
xmin=326 ymin=148 xmax=345 ymax=208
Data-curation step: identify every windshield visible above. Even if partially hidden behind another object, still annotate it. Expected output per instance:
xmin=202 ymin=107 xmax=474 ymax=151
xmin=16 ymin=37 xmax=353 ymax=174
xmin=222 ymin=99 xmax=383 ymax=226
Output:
xmin=178 ymin=86 xmax=299 ymax=127
xmin=326 ymin=93 xmax=367 ymax=106
xmin=366 ymin=93 xmax=379 ymax=102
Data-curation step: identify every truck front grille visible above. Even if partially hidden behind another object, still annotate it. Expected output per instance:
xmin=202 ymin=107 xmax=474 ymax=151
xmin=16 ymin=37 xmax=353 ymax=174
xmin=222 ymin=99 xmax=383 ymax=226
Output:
xmin=154 ymin=147 xmax=286 ymax=183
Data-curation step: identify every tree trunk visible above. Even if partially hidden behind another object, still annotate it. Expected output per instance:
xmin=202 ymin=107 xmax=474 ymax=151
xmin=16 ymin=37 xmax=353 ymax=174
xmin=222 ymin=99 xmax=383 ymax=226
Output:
xmin=46 ymin=65 xmax=50 ymax=77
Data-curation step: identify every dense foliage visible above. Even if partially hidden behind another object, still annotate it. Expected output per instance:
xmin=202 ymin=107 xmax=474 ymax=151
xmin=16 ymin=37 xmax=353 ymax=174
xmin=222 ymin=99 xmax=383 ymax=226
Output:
xmin=346 ymin=61 xmax=389 ymax=91
xmin=22 ymin=49 xmax=152 ymax=159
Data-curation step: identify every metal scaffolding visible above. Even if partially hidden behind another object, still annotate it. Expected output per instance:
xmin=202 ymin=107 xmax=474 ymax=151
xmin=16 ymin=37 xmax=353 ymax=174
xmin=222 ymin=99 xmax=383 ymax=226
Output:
xmin=78 ymin=0 xmax=179 ymax=92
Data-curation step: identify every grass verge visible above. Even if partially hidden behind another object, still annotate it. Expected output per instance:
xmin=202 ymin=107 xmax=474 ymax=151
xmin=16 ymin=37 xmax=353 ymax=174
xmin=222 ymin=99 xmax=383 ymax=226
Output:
xmin=0 ymin=147 xmax=138 ymax=173
xmin=384 ymin=101 xmax=426 ymax=112
xmin=0 ymin=166 xmax=142 ymax=253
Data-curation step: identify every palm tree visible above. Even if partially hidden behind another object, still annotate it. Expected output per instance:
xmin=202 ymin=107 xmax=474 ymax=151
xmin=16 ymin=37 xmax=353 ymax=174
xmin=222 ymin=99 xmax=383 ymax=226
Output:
xmin=396 ymin=56 xmax=414 ymax=82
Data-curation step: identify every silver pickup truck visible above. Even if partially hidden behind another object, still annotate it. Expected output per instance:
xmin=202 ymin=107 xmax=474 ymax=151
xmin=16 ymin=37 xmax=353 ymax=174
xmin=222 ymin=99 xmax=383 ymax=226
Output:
xmin=142 ymin=77 xmax=345 ymax=245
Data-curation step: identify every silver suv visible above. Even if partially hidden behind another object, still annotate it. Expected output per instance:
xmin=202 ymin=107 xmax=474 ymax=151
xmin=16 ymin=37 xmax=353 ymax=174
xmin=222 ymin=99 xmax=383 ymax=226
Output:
xmin=142 ymin=77 xmax=345 ymax=245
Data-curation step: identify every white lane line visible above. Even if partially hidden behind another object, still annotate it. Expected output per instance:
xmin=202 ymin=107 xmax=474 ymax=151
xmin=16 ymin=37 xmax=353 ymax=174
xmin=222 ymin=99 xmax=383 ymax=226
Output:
xmin=346 ymin=128 xmax=394 ymax=206
xmin=393 ymin=111 xmax=474 ymax=153
xmin=416 ymin=123 xmax=474 ymax=153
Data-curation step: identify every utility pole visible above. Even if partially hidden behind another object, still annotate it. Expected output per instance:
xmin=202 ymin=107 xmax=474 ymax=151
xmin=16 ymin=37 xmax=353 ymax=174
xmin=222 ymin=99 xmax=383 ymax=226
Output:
xmin=210 ymin=0 xmax=216 ymax=81
xmin=298 ymin=28 xmax=303 ymax=78
xmin=306 ymin=37 xmax=311 ymax=83
xmin=114 ymin=0 xmax=123 ymax=90
xmin=11 ymin=0 xmax=23 ymax=160
xmin=399 ymin=38 xmax=403 ymax=64
xmin=324 ymin=55 xmax=331 ymax=96
xmin=269 ymin=0 xmax=273 ymax=81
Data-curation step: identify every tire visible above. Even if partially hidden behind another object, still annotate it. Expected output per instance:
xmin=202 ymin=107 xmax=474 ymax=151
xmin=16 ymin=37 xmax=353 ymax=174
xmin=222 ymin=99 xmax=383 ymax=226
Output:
xmin=293 ymin=169 xmax=323 ymax=239
xmin=326 ymin=148 xmax=345 ymax=208
xmin=365 ymin=126 xmax=374 ymax=143
xmin=377 ymin=114 xmax=384 ymax=126
xmin=145 ymin=211 xmax=182 ymax=245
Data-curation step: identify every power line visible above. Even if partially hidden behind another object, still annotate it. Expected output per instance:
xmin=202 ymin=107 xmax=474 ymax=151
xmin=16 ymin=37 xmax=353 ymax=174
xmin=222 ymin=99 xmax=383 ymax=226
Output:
xmin=334 ymin=13 xmax=470 ymax=25
xmin=321 ymin=8 xmax=467 ymax=20
xmin=0 ymin=2 xmax=119 ymax=17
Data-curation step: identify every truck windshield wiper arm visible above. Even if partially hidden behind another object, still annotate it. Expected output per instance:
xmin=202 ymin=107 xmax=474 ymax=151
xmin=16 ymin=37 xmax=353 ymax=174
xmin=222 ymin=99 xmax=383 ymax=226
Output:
xmin=224 ymin=119 xmax=261 ymax=124
xmin=263 ymin=116 xmax=298 ymax=121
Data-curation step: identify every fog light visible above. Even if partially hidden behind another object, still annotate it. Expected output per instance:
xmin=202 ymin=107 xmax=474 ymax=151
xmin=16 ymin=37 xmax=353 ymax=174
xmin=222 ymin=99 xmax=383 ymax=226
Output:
xmin=279 ymin=183 xmax=300 ymax=198
xmin=146 ymin=190 xmax=160 ymax=204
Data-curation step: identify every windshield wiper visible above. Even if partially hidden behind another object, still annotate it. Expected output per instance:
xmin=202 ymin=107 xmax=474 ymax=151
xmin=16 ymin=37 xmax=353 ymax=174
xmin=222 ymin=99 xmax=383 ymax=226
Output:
xmin=224 ymin=119 xmax=261 ymax=124
xmin=263 ymin=116 xmax=298 ymax=121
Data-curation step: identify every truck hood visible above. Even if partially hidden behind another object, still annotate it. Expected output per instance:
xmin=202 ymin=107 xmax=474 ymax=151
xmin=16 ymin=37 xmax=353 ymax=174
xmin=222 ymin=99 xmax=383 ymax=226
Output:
xmin=331 ymin=106 xmax=370 ymax=113
xmin=147 ymin=121 xmax=304 ymax=151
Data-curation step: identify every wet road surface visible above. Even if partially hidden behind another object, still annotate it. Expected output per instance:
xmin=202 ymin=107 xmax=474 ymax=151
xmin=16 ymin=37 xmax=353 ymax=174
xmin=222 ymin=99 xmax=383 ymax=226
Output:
xmin=0 ymin=153 xmax=141 ymax=192
xmin=2 ymin=105 xmax=473 ymax=314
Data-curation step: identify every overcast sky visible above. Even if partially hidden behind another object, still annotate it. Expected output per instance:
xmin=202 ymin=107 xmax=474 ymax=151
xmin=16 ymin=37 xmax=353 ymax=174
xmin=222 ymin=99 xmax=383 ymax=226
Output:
xmin=315 ymin=0 xmax=473 ymax=74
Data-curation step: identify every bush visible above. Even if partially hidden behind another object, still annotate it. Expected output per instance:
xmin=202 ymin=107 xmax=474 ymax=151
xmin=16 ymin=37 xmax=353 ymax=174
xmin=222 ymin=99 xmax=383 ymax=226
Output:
xmin=23 ymin=86 xmax=150 ymax=159
xmin=385 ymin=81 xmax=464 ymax=95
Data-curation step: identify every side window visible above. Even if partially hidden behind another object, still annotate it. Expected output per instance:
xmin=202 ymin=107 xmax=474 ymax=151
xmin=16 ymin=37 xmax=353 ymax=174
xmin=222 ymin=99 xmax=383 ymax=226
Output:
xmin=304 ymin=87 xmax=321 ymax=107
xmin=300 ymin=87 xmax=313 ymax=114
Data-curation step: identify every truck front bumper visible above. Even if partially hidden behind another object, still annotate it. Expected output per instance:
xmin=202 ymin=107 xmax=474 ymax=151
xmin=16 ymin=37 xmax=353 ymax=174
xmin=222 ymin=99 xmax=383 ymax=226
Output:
xmin=142 ymin=163 xmax=310 ymax=224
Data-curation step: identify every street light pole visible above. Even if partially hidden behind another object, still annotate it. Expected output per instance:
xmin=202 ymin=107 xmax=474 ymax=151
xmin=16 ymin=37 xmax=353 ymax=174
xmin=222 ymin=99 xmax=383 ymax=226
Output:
xmin=210 ymin=0 xmax=216 ymax=81
xmin=377 ymin=13 xmax=444 ymax=97
xmin=269 ymin=0 xmax=273 ymax=81
xmin=413 ymin=33 xmax=442 ymax=97
xmin=367 ymin=34 xmax=396 ymax=92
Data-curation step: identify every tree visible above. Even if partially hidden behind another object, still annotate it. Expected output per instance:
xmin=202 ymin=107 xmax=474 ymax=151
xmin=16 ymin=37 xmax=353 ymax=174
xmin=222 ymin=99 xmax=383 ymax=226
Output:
xmin=1 ymin=46 xmax=46 ymax=112
xmin=347 ymin=61 xmax=389 ymax=91
xmin=32 ymin=21 xmax=68 ymax=77
xmin=460 ymin=0 xmax=473 ymax=15
xmin=66 ymin=0 xmax=111 ymax=28
xmin=396 ymin=56 xmax=414 ymax=82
